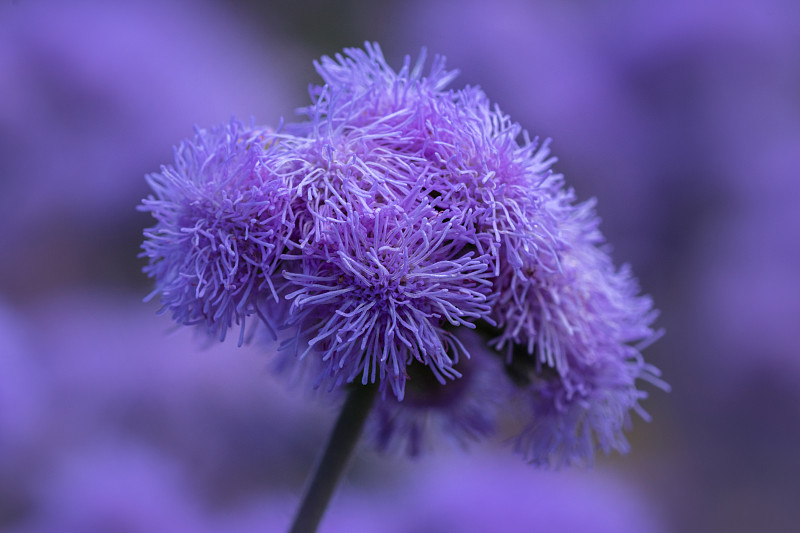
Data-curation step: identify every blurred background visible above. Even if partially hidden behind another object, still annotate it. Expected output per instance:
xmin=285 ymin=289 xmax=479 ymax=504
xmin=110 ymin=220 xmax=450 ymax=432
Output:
xmin=1 ymin=0 xmax=798 ymax=531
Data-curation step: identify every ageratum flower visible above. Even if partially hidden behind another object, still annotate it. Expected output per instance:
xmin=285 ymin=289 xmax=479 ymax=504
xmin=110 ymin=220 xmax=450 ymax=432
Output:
xmin=265 ymin=44 xmax=564 ymax=399
xmin=139 ymin=120 xmax=293 ymax=344
xmin=514 ymin=352 xmax=663 ymax=468
xmin=498 ymin=206 xmax=666 ymax=466
xmin=296 ymin=44 xmax=563 ymax=272
xmin=283 ymin=202 xmax=495 ymax=399
xmin=492 ymin=194 xmax=657 ymax=371
xmin=140 ymin=43 xmax=666 ymax=466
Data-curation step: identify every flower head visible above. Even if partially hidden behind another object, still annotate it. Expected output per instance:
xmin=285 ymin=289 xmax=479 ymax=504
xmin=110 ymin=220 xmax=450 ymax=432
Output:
xmin=495 ymin=203 xmax=665 ymax=466
xmin=139 ymin=120 xmax=293 ymax=344
xmin=492 ymin=196 xmax=659 ymax=371
xmin=297 ymin=43 xmax=564 ymax=272
xmin=510 ymin=345 xmax=665 ymax=467
xmin=140 ymin=43 xmax=666 ymax=466
xmin=283 ymin=202 xmax=495 ymax=399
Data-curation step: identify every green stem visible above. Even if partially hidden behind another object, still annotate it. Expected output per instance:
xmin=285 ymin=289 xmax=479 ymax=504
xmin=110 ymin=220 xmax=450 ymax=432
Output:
xmin=288 ymin=383 xmax=378 ymax=533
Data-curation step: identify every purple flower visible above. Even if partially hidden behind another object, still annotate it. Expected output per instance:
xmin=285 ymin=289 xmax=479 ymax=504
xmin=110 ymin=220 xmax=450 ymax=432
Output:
xmin=390 ymin=453 xmax=667 ymax=533
xmin=514 ymin=353 xmax=664 ymax=467
xmin=140 ymin=43 xmax=665 ymax=465
xmin=272 ymin=44 xmax=566 ymax=399
xmin=12 ymin=443 xmax=209 ymax=533
xmin=248 ymin=453 xmax=667 ymax=533
xmin=283 ymin=202 xmax=494 ymax=399
xmin=297 ymin=43 xmax=563 ymax=272
xmin=140 ymin=120 xmax=294 ymax=344
xmin=0 ymin=302 xmax=45 ymax=474
xmin=0 ymin=0 xmax=296 ymax=307
xmin=496 ymin=206 xmax=665 ymax=466
xmin=493 ymin=197 xmax=659 ymax=367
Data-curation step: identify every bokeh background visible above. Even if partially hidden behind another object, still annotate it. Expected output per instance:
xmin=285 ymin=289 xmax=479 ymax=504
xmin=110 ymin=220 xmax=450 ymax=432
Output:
xmin=1 ymin=0 xmax=798 ymax=531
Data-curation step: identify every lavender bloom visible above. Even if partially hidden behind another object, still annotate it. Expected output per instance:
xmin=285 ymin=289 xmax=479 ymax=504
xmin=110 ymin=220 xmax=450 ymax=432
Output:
xmin=273 ymin=44 xmax=564 ymax=399
xmin=284 ymin=202 xmax=494 ymax=399
xmin=514 ymin=353 xmax=663 ymax=468
xmin=299 ymin=44 xmax=562 ymax=272
xmin=390 ymin=453 xmax=667 ymax=533
xmin=140 ymin=120 xmax=294 ymax=343
xmin=140 ymin=43 xmax=664 ymax=465
xmin=498 ymin=205 xmax=665 ymax=466
xmin=247 ymin=453 xmax=667 ymax=533
xmin=12 ymin=444 xmax=207 ymax=533
xmin=0 ymin=303 xmax=45 ymax=475
xmin=494 ymin=196 xmax=659 ymax=370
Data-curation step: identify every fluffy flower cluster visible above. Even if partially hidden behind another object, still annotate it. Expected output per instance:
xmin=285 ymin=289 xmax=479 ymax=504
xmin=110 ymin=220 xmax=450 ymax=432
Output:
xmin=140 ymin=122 xmax=292 ymax=344
xmin=140 ymin=43 xmax=666 ymax=466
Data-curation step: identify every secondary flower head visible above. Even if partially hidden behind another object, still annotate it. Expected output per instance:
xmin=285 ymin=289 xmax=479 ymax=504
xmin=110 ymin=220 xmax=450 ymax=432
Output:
xmin=513 ymin=352 xmax=663 ymax=468
xmin=139 ymin=120 xmax=294 ymax=344
xmin=140 ymin=43 xmax=666 ymax=467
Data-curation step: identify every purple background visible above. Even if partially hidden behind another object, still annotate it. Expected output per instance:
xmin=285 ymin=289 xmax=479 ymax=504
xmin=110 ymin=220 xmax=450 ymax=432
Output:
xmin=1 ymin=0 xmax=798 ymax=531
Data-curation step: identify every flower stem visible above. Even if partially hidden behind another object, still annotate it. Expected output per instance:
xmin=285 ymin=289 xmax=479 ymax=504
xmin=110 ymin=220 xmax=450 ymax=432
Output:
xmin=288 ymin=383 xmax=378 ymax=533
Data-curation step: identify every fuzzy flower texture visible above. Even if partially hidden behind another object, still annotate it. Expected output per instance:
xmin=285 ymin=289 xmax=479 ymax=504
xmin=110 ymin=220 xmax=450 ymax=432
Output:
xmin=140 ymin=43 xmax=667 ymax=467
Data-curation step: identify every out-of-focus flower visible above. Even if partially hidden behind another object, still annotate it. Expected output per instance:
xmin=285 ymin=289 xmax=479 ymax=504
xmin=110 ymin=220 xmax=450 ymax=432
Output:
xmin=390 ymin=453 xmax=667 ymax=533
xmin=514 ymin=350 xmax=663 ymax=467
xmin=10 ymin=444 xmax=208 ymax=533
xmin=370 ymin=329 xmax=507 ymax=456
xmin=0 ymin=0 xmax=297 ymax=300
xmin=0 ymin=303 xmax=44 ymax=466
xmin=0 ymin=0 xmax=295 ymax=224
xmin=0 ymin=302 xmax=47 ymax=522
xmin=499 ymin=207 xmax=665 ymax=466
xmin=245 ymin=452 xmax=667 ymax=533
xmin=140 ymin=43 xmax=664 ymax=466
xmin=27 ymin=291 xmax=327 ymax=489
